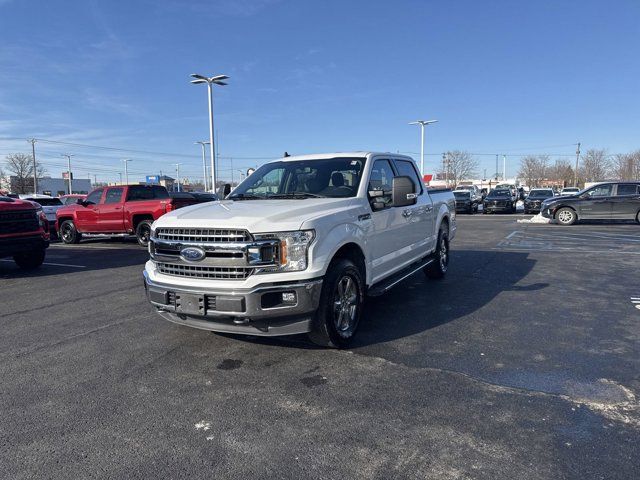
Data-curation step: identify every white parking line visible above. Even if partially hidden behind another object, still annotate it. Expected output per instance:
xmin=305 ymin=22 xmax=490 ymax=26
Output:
xmin=0 ymin=259 xmax=86 ymax=268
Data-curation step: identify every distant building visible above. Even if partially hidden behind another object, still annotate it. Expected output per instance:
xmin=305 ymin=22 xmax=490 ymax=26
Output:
xmin=0 ymin=175 xmax=91 ymax=195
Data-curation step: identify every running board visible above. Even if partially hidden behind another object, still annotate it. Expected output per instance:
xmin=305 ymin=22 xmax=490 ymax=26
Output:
xmin=367 ymin=257 xmax=435 ymax=297
xmin=82 ymin=233 xmax=131 ymax=238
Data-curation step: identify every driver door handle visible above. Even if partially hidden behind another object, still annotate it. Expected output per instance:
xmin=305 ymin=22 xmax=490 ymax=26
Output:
xmin=402 ymin=209 xmax=413 ymax=218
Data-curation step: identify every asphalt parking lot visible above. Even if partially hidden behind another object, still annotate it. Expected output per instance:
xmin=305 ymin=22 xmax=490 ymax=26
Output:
xmin=2 ymin=215 xmax=639 ymax=479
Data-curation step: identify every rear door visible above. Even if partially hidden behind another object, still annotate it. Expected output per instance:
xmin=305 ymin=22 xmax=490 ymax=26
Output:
xmin=578 ymin=184 xmax=613 ymax=219
xmin=96 ymin=187 xmax=126 ymax=231
xmin=75 ymin=188 xmax=103 ymax=232
xmin=610 ymin=184 xmax=640 ymax=219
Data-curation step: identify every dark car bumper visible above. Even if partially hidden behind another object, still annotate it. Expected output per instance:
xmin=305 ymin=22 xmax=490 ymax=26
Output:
xmin=0 ymin=235 xmax=49 ymax=259
xmin=484 ymin=203 xmax=513 ymax=213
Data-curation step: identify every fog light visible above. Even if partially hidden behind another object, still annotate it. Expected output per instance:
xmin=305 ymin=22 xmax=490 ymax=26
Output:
xmin=282 ymin=292 xmax=296 ymax=303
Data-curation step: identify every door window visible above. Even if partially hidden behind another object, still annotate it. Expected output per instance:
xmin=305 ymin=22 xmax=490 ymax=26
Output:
xmin=615 ymin=184 xmax=640 ymax=196
xmin=394 ymin=159 xmax=423 ymax=194
xmin=368 ymin=159 xmax=395 ymax=207
xmin=586 ymin=184 xmax=612 ymax=197
xmin=85 ymin=189 xmax=103 ymax=205
xmin=105 ymin=187 xmax=124 ymax=204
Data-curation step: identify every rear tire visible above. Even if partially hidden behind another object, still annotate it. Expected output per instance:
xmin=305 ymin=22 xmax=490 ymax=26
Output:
xmin=425 ymin=227 xmax=449 ymax=280
xmin=13 ymin=248 xmax=46 ymax=269
xmin=136 ymin=220 xmax=153 ymax=247
xmin=60 ymin=220 xmax=81 ymax=244
xmin=556 ymin=207 xmax=577 ymax=226
xmin=308 ymin=258 xmax=364 ymax=348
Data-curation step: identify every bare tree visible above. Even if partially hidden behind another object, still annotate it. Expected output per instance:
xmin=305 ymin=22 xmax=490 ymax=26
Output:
xmin=439 ymin=150 xmax=478 ymax=186
xmin=518 ymin=155 xmax=549 ymax=187
xmin=579 ymin=149 xmax=610 ymax=183
xmin=547 ymin=159 xmax=575 ymax=186
xmin=4 ymin=153 xmax=46 ymax=194
xmin=611 ymin=150 xmax=640 ymax=180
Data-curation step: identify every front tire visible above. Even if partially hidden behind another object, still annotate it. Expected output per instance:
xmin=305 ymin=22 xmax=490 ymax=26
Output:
xmin=136 ymin=220 xmax=153 ymax=247
xmin=556 ymin=207 xmax=577 ymax=226
xmin=13 ymin=248 xmax=46 ymax=269
xmin=425 ymin=227 xmax=449 ymax=279
xmin=308 ymin=258 xmax=364 ymax=348
xmin=60 ymin=220 xmax=81 ymax=244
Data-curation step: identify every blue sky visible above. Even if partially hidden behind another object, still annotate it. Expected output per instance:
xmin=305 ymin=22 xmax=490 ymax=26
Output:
xmin=1 ymin=0 xmax=639 ymax=183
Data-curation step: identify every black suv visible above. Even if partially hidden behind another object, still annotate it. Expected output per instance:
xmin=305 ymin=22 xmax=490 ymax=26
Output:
xmin=541 ymin=182 xmax=640 ymax=225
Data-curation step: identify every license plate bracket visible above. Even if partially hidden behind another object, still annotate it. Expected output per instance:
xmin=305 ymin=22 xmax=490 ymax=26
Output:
xmin=177 ymin=293 xmax=203 ymax=315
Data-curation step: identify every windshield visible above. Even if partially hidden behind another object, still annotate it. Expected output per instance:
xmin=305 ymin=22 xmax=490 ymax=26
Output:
xmin=529 ymin=190 xmax=554 ymax=198
xmin=229 ymin=157 xmax=366 ymax=199
xmin=454 ymin=191 xmax=471 ymax=199
xmin=562 ymin=188 xmax=579 ymax=193
xmin=487 ymin=190 xmax=512 ymax=198
xmin=26 ymin=198 xmax=63 ymax=206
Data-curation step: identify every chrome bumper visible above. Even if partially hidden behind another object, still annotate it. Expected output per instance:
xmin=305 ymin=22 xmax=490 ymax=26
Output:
xmin=143 ymin=270 xmax=323 ymax=336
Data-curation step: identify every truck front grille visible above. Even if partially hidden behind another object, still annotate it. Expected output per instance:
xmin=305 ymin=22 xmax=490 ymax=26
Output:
xmin=155 ymin=228 xmax=251 ymax=243
xmin=0 ymin=210 xmax=39 ymax=235
xmin=156 ymin=262 xmax=254 ymax=280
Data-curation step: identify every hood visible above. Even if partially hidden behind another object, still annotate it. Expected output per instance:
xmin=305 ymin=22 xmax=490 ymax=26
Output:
xmin=0 ymin=197 xmax=39 ymax=212
xmin=156 ymin=197 xmax=357 ymax=233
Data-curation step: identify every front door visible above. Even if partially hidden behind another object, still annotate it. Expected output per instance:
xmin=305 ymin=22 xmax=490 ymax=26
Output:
xmin=367 ymin=158 xmax=414 ymax=283
xmin=578 ymin=184 xmax=613 ymax=219
xmin=75 ymin=188 xmax=103 ymax=232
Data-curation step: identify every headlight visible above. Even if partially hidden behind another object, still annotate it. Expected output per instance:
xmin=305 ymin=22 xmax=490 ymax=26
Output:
xmin=253 ymin=230 xmax=315 ymax=272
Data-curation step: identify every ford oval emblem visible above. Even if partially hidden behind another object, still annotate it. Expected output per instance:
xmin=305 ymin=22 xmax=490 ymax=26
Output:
xmin=180 ymin=246 xmax=206 ymax=262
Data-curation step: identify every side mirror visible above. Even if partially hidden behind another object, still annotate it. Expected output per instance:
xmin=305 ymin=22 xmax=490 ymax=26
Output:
xmin=392 ymin=176 xmax=417 ymax=207
xmin=217 ymin=183 xmax=232 ymax=198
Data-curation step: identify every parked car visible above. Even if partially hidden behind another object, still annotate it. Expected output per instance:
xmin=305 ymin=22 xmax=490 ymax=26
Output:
xmin=143 ymin=152 xmax=456 ymax=347
xmin=524 ymin=188 xmax=556 ymax=214
xmin=0 ymin=196 xmax=50 ymax=269
xmin=483 ymin=188 xmax=516 ymax=213
xmin=541 ymin=182 xmax=640 ymax=225
xmin=495 ymin=183 xmax=518 ymax=198
xmin=454 ymin=190 xmax=479 ymax=214
xmin=19 ymin=195 xmax=63 ymax=236
xmin=56 ymin=184 xmax=196 ymax=246
xmin=560 ymin=187 xmax=580 ymax=196
xmin=59 ymin=194 xmax=87 ymax=206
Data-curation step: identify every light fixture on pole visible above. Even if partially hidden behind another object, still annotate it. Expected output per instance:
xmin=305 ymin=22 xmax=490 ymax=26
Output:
xmin=190 ymin=73 xmax=229 ymax=193
xmin=409 ymin=119 xmax=438 ymax=175
xmin=195 ymin=141 xmax=210 ymax=191
xmin=174 ymin=163 xmax=183 ymax=192
xmin=61 ymin=154 xmax=74 ymax=194
xmin=122 ymin=159 xmax=132 ymax=185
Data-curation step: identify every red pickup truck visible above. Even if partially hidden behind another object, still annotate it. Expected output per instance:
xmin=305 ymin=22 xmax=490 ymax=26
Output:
xmin=56 ymin=185 xmax=195 ymax=246
xmin=0 ymin=196 xmax=50 ymax=269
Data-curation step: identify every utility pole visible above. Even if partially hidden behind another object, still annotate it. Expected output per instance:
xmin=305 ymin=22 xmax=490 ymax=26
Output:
xmin=495 ymin=154 xmax=499 ymax=180
xmin=574 ymin=142 xmax=581 ymax=187
xmin=61 ymin=154 xmax=74 ymax=194
xmin=230 ymin=158 xmax=234 ymax=184
xmin=174 ymin=163 xmax=183 ymax=192
xmin=29 ymin=139 xmax=37 ymax=194
xmin=122 ymin=159 xmax=132 ymax=185
xmin=93 ymin=174 xmax=97 ymax=186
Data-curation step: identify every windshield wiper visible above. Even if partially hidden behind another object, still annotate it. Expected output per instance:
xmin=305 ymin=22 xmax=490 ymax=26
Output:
xmin=228 ymin=193 xmax=264 ymax=200
xmin=267 ymin=192 xmax=327 ymax=199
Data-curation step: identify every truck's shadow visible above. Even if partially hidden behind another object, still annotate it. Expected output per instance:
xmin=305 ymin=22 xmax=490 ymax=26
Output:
xmin=226 ymin=250 xmax=539 ymax=349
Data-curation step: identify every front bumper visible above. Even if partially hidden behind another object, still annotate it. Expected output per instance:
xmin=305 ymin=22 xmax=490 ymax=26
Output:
xmin=0 ymin=234 xmax=49 ymax=259
xmin=483 ymin=204 xmax=512 ymax=213
xmin=143 ymin=270 xmax=323 ymax=336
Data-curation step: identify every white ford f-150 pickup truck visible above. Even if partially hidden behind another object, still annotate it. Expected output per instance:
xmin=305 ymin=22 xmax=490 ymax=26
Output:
xmin=143 ymin=152 xmax=456 ymax=347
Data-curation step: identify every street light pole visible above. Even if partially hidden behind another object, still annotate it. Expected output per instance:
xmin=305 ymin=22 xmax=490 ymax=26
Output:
xmin=122 ymin=159 xmax=132 ymax=185
xmin=61 ymin=154 xmax=74 ymax=194
xmin=195 ymin=141 xmax=210 ymax=191
xmin=191 ymin=73 xmax=229 ymax=193
xmin=174 ymin=163 xmax=183 ymax=192
xmin=409 ymin=120 xmax=438 ymax=175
